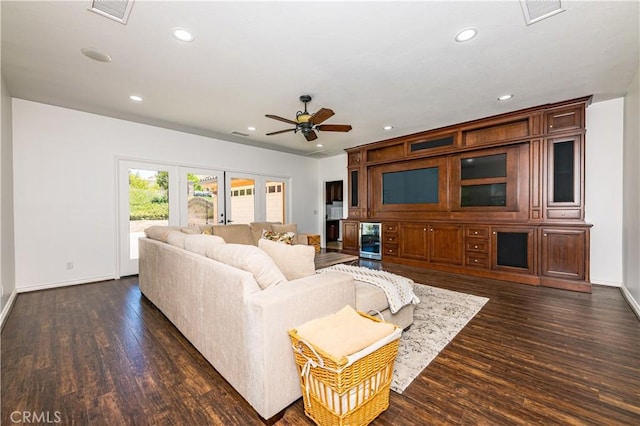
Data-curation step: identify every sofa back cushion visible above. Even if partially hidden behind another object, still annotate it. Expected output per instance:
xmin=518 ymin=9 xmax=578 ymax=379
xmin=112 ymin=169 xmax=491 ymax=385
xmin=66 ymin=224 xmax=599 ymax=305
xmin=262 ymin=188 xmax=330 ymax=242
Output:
xmin=207 ymin=243 xmax=287 ymax=289
xmin=249 ymin=222 xmax=281 ymax=245
xmin=258 ymin=238 xmax=315 ymax=281
xmin=145 ymin=225 xmax=183 ymax=242
xmin=211 ymin=224 xmax=254 ymax=245
xmin=166 ymin=231 xmax=190 ymax=249
xmin=183 ymin=234 xmax=226 ymax=256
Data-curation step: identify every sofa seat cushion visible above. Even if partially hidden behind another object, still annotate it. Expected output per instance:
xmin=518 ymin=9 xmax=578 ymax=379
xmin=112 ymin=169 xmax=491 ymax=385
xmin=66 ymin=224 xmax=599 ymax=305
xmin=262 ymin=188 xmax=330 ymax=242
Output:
xmin=212 ymin=224 xmax=254 ymax=245
xmin=355 ymin=281 xmax=390 ymax=314
xmin=258 ymin=239 xmax=315 ymax=281
xmin=208 ymin=243 xmax=287 ymax=289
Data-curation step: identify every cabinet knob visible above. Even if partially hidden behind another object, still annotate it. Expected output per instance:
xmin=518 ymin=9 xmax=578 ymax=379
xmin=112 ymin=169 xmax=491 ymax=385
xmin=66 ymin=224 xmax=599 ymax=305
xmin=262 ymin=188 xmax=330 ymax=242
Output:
xmin=492 ymin=231 xmax=496 ymax=235
xmin=561 ymin=212 xmax=566 ymax=216
xmin=474 ymin=245 xmax=478 ymax=249
xmin=543 ymin=233 xmax=548 ymax=237
xmin=429 ymin=228 xmax=433 ymax=232
xmin=474 ymin=259 xmax=478 ymax=263
xmin=474 ymin=231 xmax=478 ymax=235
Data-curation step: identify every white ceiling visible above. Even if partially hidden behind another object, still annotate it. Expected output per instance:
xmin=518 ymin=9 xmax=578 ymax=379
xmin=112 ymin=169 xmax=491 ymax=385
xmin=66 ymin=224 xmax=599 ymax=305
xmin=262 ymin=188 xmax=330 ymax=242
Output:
xmin=2 ymin=1 xmax=638 ymax=157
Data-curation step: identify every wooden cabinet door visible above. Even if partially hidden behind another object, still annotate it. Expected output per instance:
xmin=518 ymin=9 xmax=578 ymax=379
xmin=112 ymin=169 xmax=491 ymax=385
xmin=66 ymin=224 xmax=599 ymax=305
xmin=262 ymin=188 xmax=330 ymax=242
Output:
xmin=400 ymin=223 xmax=428 ymax=260
xmin=342 ymin=221 xmax=360 ymax=253
xmin=428 ymin=224 xmax=463 ymax=265
xmin=541 ymin=228 xmax=586 ymax=280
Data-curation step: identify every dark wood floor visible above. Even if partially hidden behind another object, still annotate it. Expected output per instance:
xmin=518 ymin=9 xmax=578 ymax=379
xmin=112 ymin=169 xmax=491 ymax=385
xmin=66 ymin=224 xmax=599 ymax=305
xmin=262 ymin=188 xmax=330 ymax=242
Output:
xmin=2 ymin=263 xmax=639 ymax=425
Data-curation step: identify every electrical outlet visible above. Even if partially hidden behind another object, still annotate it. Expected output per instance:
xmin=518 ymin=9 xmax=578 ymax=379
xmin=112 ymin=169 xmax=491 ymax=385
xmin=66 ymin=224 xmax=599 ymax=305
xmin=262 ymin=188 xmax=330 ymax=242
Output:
xmin=66 ymin=261 xmax=74 ymax=270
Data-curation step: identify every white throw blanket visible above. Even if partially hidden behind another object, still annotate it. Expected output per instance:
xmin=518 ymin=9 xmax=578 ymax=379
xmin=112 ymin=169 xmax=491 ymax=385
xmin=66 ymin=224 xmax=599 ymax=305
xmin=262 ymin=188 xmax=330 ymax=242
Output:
xmin=317 ymin=265 xmax=420 ymax=314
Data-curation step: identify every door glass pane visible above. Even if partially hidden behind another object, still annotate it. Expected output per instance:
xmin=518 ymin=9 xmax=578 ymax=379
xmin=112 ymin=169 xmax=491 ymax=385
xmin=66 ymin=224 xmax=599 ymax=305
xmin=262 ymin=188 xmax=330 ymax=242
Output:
xmin=129 ymin=169 xmax=169 ymax=260
xmin=229 ymin=177 xmax=255 ymax=224
xmin=187 ymin=174 xmax=218 ymax=226
xmin=266 ymin=181 xmax=285 ymax=223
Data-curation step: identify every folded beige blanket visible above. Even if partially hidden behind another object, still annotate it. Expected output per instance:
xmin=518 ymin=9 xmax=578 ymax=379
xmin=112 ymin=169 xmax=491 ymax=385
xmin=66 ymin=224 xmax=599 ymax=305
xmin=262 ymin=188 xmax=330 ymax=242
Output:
xmin=295 ymin=305 xmax=396 ymax=360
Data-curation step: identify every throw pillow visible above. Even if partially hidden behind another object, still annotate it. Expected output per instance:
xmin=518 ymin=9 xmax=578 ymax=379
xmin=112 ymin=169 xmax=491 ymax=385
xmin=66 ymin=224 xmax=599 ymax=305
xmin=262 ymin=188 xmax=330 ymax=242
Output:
xmin=261 ymin=230 xmax=295 ymax=245
xmin=207 ymin=243 xmax=287 ymax=289
xmin=258 ymin=238 xmax=315 ymax=281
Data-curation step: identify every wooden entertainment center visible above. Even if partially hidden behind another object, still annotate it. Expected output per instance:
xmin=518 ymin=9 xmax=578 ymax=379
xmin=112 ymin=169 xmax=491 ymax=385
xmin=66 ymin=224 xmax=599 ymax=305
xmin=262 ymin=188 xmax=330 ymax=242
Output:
xmin=342 ymin=96 xmax=592 ymax=292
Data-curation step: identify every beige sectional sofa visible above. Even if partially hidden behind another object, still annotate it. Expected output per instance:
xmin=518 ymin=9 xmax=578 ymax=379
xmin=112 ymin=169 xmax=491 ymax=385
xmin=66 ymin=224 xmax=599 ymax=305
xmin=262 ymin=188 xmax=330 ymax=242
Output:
xmin=138 ymin=223 xmax=415 ymax=421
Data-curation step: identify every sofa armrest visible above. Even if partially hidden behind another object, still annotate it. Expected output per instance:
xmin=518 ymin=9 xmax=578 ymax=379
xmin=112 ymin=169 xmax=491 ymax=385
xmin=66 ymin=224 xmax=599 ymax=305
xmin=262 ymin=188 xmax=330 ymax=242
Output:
xmin=293 ymin=233 xmax=309 ymax=245
xmin=245 ymin=272 xmax=355 ymax=419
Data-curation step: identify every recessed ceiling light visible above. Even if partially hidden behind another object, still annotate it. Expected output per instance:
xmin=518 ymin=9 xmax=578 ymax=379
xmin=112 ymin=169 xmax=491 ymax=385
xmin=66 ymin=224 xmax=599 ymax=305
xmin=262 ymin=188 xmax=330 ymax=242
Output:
xmin=129 ymin=95 xmax=143 ymax=102
xmin=316 ymin=144 xmax=323 ymax=148
xmin=498 ymin=94 xmax=514 ymax=101
xmin=80 ymin=47 xmax=112 ymax=63
xmin=383 ymin=125 xmax=394 ymax=131
xmin=172 ymin=28 xmax=194 ymax=42
xmin=455 ymin=27 xmax=478 ymax=42
xmin=247 ymin=126 xmax=256 ymax=131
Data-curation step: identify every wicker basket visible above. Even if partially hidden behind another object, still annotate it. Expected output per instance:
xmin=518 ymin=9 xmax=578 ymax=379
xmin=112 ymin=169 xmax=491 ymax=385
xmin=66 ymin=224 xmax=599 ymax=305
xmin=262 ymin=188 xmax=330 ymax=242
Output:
xmin=288 ymin=312 xmax=400 ymax=426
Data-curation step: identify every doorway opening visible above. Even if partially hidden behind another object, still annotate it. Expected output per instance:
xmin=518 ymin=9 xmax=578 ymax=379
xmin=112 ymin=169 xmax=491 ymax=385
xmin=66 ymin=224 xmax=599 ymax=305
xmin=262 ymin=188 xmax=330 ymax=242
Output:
xmin=325 ymin=180 xmax=344 ymax=251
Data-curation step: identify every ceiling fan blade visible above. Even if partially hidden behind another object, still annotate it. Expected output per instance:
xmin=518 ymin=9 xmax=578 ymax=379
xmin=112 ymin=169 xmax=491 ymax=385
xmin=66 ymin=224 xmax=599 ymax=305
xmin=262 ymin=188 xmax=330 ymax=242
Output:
xmin=266 ymin=128 xmax=296 ymax=136
xmin=316 ymin=124 xmax=353 ymax=132
xmin=304 ymin=130 xmax=318 ymax=142
xmin=309 ymin=108 xmax=334 ymax=125
xmin=265 ymin=114 xmax=297 ymax=125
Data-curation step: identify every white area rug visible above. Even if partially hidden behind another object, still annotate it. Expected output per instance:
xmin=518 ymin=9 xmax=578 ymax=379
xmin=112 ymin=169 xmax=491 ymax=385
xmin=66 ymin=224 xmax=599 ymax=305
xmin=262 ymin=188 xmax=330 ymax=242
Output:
xmin=391 ymin=283 xmax=489 ymax=393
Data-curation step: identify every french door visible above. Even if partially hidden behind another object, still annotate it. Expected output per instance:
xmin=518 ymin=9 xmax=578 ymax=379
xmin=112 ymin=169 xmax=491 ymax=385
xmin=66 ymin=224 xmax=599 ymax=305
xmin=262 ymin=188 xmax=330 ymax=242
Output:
xmin=118 ymin=160 xmax=179 ymax=277
xmin=225 ymin=173 xmax=289 ymax=224
xmin=118 ymin=159 xmax=289 ymax=276
xmin=180 ymin=167 xmax=226 ymax=227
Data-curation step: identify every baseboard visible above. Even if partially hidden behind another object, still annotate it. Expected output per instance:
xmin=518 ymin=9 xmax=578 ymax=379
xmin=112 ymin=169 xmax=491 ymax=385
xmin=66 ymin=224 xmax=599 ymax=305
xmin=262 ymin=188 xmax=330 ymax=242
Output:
xmin=590 ymin=279 xmax=622 ymax=287
xmin=0 ymin=289 xmax=18 ymax=330
xmin=620 ymin=285 xmax=640 ymax=321
xmin=17 ymin=275 xmax=116 ymax=293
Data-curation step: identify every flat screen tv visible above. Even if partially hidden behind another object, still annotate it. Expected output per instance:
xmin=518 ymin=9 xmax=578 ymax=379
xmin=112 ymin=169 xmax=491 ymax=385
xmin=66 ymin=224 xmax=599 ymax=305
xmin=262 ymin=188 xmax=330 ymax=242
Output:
xmin=382 ymin=167 xmax=439 ymax=204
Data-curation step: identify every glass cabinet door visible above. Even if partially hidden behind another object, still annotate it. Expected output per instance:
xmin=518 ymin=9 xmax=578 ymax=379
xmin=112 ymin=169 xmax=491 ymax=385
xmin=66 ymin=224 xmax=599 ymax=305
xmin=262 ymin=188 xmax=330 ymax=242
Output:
xmin=545 ymin=135 xmax=583 ymax=221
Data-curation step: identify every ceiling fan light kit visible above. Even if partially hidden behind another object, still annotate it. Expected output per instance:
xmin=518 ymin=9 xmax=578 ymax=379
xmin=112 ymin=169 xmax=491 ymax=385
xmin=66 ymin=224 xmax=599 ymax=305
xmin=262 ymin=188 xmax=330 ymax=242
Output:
xmin=265 ymin=95 xmax=352 ymax=142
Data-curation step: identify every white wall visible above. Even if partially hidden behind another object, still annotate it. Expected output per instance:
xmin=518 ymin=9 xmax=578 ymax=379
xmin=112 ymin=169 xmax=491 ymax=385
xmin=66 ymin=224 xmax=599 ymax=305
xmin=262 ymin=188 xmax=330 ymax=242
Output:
xmin=1 ymin=74 xmax=17 ymax=315
xmin=12 ymin=99 xmax=320 ymax=291
xmin=585 ymin=98 xmax=624 ymax=286
xmin=622 ymin=69 xmax=640 ymax=315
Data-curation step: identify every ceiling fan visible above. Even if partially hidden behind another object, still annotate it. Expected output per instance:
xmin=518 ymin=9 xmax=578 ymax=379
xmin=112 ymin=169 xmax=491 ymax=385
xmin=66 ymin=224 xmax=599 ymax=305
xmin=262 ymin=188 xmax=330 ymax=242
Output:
xmin=265 ymin=95 xmax=352 ymax=142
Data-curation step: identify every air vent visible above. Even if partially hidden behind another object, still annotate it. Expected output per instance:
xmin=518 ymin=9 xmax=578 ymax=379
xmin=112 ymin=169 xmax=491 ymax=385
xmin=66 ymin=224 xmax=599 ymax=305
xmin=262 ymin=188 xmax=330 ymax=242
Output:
xmin=229 ymin=131 xmax=250 ymax=137
xmin=306 ymin=150 xmax=327 ymax=157
xmin=520 ymin=0 xmax=564 ymax=25
xmin=88 ymin=0 xmax=134 ymax=24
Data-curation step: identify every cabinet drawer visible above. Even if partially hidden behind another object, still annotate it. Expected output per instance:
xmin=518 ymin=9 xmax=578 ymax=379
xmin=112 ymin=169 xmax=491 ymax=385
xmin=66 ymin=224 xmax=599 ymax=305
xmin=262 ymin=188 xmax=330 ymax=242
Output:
xmin=384 ymin=234 xmax=398 ymax=244
xmin=546 ymin=209 xmax=581 ymax=220
xmin=383 ymin=244 xmax=398 ymax=256
xmin=383 ymin=223 xmax=398 ymax=233
xmin=546 ymin=106 xmax=583 ymax=134
xmin=465 ymin=227 xmax=489 ymax=239
xmin=348 ymin=151 xmax=362 ymax=166
xmin=466 ymin=254 xmax=489 ymax=268
xmin=465 ymin=240 xmax=488 ymax=253
xmin=348 ymin=209 xmax=361 ymax=218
